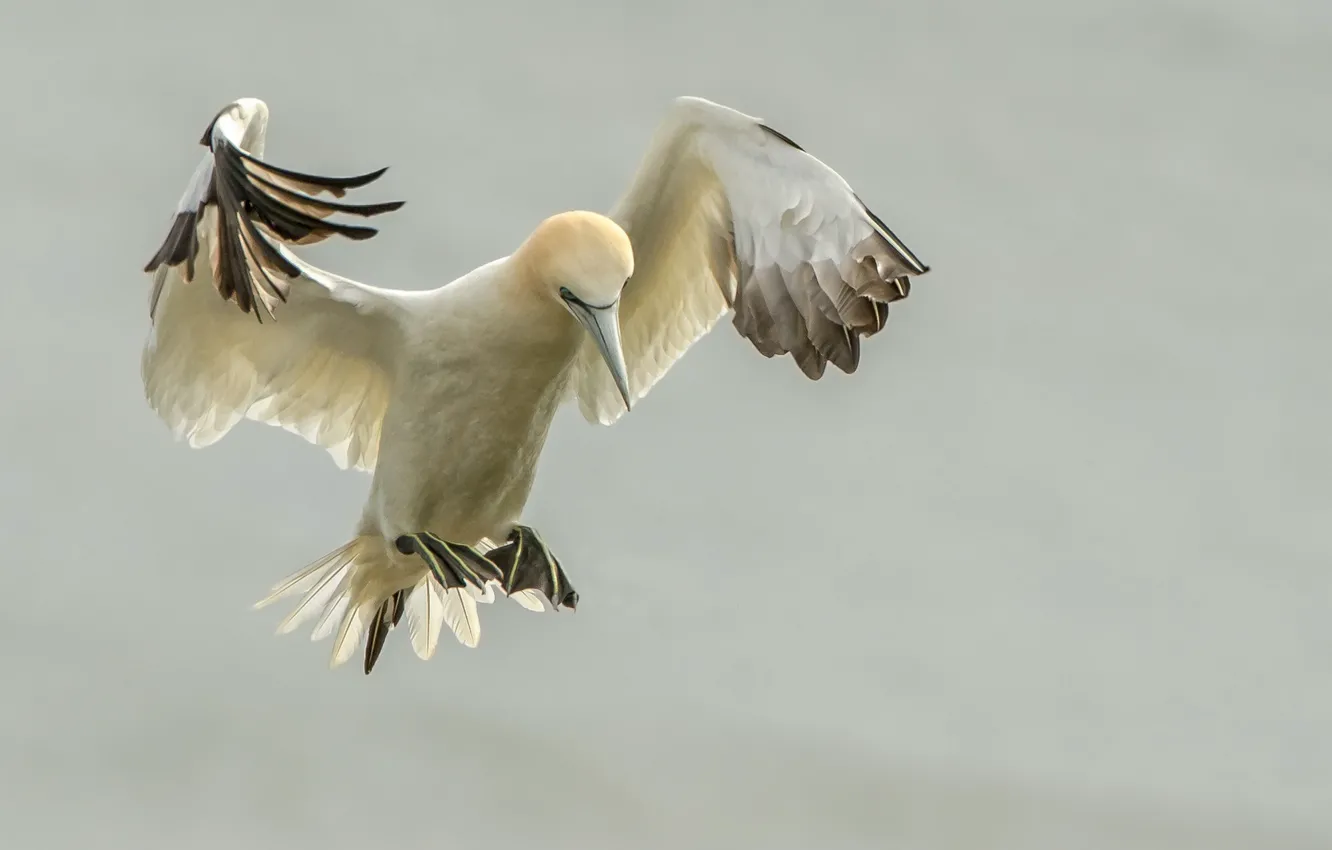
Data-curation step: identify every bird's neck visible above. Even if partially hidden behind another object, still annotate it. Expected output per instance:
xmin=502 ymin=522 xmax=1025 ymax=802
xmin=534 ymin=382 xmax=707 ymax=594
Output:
xmin=486 ymin=255 xmax=583 ymax=347
xmin=423 ymin=258 xmax=579 ymax=370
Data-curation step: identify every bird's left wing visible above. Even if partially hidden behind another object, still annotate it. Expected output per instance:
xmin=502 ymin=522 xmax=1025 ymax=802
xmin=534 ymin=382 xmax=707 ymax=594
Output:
xmin=141 ymin=98 xmax=408 ymax=472
xmin=570 ymin=96 xmax=930 ymax=425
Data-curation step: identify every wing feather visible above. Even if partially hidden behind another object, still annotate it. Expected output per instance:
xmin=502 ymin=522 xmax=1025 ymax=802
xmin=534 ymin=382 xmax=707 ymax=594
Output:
xmin=140 ymin=98 xmax=408 ymax=471
xmin=571 ymin=96 xmax=929 ymax=425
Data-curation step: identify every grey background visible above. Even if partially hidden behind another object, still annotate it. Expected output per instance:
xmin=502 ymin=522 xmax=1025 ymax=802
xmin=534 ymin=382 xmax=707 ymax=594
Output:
xmin=2 ymin=1 xmax=1328 ymax=847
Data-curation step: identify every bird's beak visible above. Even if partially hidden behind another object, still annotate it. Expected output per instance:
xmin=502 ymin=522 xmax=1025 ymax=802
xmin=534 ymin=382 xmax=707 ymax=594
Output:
xmin=566 ymin=298 xmax=632 ymax=412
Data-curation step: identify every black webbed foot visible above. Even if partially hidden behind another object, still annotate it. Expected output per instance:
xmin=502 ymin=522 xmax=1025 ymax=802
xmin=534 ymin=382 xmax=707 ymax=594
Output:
xmin=487 ymin=525 xmax=578 ymax=611
xmin=395 ymin=532 xmax=504 ymax=592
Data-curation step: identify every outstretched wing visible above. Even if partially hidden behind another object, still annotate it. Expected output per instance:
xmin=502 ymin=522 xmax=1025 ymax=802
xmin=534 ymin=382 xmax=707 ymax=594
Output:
xmin=570 ymin=96 xmax=930 ymax=425
xmin=141 ymin=98 xmax=408 ymax=471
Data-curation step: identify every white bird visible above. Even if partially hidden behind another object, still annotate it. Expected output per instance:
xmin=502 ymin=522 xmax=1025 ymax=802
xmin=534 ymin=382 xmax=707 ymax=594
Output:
xmin=141 ymin=95 xmax=930 ymax=674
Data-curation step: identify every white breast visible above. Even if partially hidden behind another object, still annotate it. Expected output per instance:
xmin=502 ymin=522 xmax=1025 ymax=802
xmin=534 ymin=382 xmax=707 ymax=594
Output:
xmin=362 ymin=269 xmax=582 ymax=545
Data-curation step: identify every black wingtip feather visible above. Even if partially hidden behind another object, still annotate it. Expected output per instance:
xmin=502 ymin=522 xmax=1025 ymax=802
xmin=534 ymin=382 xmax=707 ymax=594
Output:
xmin=236 ymin=147 xmax=390 ymax=193
xmin=855 ymin=195 xmax=930 ymax=276
xmin=143 ymin=212 xmax=199 ymax=274
xmin=758 ymin=122 xmax=807 ymax=152
xmin=147 ymin=127 xmax=404 ymax=319
xmin=199 ymin=107 xmax=228 ymax=148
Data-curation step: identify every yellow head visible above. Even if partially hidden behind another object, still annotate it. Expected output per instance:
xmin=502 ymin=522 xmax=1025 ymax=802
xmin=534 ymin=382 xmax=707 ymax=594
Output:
xmin=515 ymin=211 xmax=634 ymax=304
xmin=514 ymin=211 xmax=636 ymax=411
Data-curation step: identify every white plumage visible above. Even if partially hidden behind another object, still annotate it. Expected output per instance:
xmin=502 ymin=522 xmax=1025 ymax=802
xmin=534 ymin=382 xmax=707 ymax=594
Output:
xmin=140 ymin=95 xmax=930 ymax=673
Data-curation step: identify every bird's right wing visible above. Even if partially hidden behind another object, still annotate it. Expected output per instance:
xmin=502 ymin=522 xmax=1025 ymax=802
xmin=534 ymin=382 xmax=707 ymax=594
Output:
xmin=141 ymin=98 xmax=408 ymax=472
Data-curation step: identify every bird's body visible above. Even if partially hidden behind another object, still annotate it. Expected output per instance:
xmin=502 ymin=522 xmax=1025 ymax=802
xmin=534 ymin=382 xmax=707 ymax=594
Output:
xmin=348 ymin=258 xmax=582 ymax=627
xmin=368 ymin=258 xmax=578 ymax=546
xmin=140 ymin=95 xmax=930 ymax=672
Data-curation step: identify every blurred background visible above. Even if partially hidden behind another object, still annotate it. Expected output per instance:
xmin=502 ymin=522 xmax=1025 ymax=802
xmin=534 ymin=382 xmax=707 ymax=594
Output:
xmin=2 ymin=1 xmax=1328 ymax=847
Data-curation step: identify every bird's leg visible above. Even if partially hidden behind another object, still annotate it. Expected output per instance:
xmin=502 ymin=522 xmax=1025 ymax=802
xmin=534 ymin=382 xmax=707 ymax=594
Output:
xmin=394 ymin=532 xmax=504 ymax=593
xmin=486 ymin=525 xmax=579 ymax=611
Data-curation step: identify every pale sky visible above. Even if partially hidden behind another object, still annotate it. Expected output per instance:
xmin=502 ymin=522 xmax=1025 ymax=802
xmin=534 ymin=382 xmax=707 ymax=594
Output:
xmin=2 ymin=1 xmax=1329 ymax=847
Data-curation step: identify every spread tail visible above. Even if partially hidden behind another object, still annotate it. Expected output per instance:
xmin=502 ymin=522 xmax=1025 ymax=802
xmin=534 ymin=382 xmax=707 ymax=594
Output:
xmin=253 ymin=535 xmax=543 ymax=672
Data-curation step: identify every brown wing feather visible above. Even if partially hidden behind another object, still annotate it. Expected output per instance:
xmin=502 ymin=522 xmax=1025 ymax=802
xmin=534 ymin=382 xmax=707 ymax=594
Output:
xmin=728 ymin=124 xmax=926 ymax=379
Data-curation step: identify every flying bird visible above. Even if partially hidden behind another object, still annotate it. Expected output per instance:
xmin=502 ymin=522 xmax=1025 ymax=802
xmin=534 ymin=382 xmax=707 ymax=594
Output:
xmin=141 ymin=96 xmax=930 ymax=674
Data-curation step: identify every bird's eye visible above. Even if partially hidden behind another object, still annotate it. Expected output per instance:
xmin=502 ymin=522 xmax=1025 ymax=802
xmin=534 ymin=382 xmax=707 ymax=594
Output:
xmin=559 ymin=286 xmax=575 ymax=301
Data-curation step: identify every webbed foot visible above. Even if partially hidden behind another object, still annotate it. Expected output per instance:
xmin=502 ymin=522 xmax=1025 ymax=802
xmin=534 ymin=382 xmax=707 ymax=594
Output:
xmin=394 ymin=532 xmax=504 ymax=592
xmin=486 ymin=525 xmax=578 ymax=611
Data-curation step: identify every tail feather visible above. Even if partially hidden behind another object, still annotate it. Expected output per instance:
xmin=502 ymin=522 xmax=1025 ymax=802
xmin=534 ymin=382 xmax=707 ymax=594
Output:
xmin=511 ymin=589 xmax=547 ymax=612
xmin=390 ymin=589 xmax=407 ymax=626
xmin=404 ymin=576 xmax=445 ymax=659
xmin=442 ymin=586 xmax=481 ymax=649
xmin=364 ymin=602 xmax=393 ymax=674
xmin=275 ymin=555 xmax=353 ymax=635
xmin=332 ymin=602 xmax=369 ymax=667
xmin=255 ymin=534 xmax=533 ymax=671
xmin=311 ymin=591 xmax=350 ymax=641
xmin=362 ymin=588 xmax=410 ymax=674
xmin=253 ymin=542 xmax=353 ymax=609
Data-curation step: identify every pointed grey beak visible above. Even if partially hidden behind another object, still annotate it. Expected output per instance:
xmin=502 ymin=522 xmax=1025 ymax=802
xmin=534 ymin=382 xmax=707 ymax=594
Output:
xmin=562 ymin=293 xmax=632 ymax=412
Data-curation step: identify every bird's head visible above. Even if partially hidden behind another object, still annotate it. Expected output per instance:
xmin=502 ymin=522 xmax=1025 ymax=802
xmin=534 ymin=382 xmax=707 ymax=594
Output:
xmin=516 ymin=210 xmax=635 ymax=412
xmin=199 ymin=97 xmax=270 ymax=156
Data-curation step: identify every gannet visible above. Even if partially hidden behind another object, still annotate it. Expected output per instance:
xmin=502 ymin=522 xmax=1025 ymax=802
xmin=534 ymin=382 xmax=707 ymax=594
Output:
xmin=141 ymin=96 xmax=930 ymax=674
